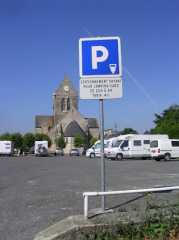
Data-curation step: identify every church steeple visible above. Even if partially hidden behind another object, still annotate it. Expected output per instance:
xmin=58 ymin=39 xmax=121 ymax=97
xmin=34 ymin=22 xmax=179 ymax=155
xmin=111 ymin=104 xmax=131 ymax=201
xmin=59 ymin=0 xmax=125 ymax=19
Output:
xmin=63 ymin=74 xmax=70 ymax=86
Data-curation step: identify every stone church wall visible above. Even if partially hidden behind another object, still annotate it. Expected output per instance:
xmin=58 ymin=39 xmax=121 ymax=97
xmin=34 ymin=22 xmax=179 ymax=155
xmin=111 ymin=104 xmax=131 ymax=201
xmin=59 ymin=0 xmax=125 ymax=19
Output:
xmin=35 ymin=77 xmax=99 ymax=153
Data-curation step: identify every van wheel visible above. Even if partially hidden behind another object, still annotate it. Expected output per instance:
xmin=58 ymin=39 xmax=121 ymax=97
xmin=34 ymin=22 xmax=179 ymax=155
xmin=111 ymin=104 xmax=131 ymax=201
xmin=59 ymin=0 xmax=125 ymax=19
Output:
xmin=164 ymin=153 xmax=171 ymax=161
xmin=116 ymin=153 xmax=123 ymax=161
xmin=90 ymin=153 xmax=95 ymax=158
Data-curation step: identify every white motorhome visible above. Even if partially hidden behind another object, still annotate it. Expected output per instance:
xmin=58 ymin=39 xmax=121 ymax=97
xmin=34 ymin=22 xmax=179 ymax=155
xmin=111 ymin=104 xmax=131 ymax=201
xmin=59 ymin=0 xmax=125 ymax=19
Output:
xmin=106 ymin=134 xmax=169 ymax=160
xmin=104 ymin=137 xmax=120 ymax=156
xmin=0 ymin=141 xmax=14 ymax=156
xmin=35 ymin=141 xmax=48 ymax=156
xmin=86 ymin=140 xmax=108 ymax=158
xmin=150 ymin=139 xmax=179 ymax=161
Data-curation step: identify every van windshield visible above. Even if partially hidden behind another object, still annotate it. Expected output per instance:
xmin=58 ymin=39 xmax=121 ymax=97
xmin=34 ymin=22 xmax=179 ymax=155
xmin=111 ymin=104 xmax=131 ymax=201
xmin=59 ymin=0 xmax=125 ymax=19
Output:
xmin=105 ymin=141 xmax=110 ymax=148
xmin=94 ymin=143 xmax=108 ymax=149
xmin=112 ymin=140 xmax=122 ymax=148
xmin=150 ymin=141 xmax=158 ymax=148
xmin=94 ymin=143 xmax=101 ymax=149
xmin=120 ymin=140 xmax=129 ymax=148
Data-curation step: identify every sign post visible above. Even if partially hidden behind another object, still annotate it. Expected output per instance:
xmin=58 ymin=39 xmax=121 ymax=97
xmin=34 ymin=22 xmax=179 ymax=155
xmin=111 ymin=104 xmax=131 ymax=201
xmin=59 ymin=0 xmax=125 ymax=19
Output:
xmin=99 ymin=98 xmax=105 ymax=210
xmin=79 ymin=36 xmax=122 ymax=211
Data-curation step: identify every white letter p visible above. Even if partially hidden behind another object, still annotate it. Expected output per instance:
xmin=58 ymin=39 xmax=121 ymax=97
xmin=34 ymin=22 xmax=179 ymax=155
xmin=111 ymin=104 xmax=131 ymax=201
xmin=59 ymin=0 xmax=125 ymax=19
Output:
xmin=92 ymin=46 xmax=109 ymax=69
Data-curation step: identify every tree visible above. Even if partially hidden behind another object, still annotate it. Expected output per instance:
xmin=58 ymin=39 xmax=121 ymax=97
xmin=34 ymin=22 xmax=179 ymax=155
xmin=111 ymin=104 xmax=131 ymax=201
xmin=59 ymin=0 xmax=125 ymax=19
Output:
xmin=35 ymin=133 xmax=52 ymax=147
xmin=60 ymin=124 xmax=64 ymax=137
xmin=0 ymin=133 xmax=11 ymax=140
xmin=56 ymin=136 xmax=66 ymax=149
xmin=86 ymin=129 xmax=93 ymax=148
xmin=121 ymin=128 xmax=138 ymax=135
xmin=151 ymin=105 xmax=179 ymax=138
xmin=90 ymin=137 xmax=98 ymax=146
xmin=11 ymin=133 xmax=23 ymax=149
xmin=74 ymin=134 xmax=85 ymax=148
xmin=23 ymin=133 xmax=35 ymax=151
xmin=0 ymin=132 xmax=23 ymax=150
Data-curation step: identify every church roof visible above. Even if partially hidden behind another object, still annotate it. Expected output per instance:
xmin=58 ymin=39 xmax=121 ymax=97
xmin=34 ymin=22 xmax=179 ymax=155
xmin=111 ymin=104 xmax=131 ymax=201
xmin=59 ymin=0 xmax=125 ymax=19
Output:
xmin=86 ymin=118 xmax=99 ymax=128
xmin=64 ymin=120 xmax=86 ymax=137
xmin=35 ymin=115 xmax=54 ymax=128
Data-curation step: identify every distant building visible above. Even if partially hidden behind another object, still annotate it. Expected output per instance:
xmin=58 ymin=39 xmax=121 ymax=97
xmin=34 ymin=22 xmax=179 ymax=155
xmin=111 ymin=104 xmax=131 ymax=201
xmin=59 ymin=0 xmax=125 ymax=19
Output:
xmin=104 ymin=129 xmax=113 ymax=137
xmin=104 ymin=129 xmax=121 ymax=139
xmin=35 ymin=77 xmax=99 ymax=153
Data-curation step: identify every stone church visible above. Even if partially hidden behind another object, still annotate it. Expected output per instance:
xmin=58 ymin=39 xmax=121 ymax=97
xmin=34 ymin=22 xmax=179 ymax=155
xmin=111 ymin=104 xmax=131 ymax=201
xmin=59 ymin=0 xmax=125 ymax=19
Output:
xmin=35 ymin=77 xmax=99 ymax=153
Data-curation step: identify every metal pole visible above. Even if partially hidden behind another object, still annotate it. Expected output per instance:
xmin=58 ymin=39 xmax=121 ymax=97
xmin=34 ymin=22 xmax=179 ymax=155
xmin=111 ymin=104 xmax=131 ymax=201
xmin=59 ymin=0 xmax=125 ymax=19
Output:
xmin=99 ymin=99 xmax=105 ymax=211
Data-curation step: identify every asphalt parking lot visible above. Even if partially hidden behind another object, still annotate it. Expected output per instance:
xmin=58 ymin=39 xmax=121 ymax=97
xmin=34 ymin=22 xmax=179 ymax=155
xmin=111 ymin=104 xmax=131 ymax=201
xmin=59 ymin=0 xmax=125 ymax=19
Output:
xmin=0 ymin=156 xmax=179 ymax=240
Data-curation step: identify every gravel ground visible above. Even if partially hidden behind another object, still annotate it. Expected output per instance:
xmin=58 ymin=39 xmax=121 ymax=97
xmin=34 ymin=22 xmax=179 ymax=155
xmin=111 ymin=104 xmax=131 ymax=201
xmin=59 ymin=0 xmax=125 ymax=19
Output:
xmin=0 ymin=156 xmax=179 ymax=240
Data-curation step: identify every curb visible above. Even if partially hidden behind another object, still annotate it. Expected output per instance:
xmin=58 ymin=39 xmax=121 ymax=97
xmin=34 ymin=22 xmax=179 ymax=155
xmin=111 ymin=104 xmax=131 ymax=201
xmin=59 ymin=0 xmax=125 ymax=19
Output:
xmin=33 ymin=215 xmax=119 ymax=240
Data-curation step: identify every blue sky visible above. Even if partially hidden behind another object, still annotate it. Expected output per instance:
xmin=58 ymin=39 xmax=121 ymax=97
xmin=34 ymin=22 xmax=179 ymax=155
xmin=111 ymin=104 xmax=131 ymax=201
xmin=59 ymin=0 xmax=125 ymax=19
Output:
xmin=0 ymin=0 xmax=179 ymax=134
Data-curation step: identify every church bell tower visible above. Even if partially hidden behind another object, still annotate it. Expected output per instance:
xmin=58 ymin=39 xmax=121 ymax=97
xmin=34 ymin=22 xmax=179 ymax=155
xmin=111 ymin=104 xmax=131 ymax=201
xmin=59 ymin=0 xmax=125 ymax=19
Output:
xmin=53 ymin=77 xmax=78 ymax=125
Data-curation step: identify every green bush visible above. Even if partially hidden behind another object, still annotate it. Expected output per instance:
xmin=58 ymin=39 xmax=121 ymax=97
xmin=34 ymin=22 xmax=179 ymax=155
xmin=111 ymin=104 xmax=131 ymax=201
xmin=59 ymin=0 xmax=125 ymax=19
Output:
xmin=23 ymin=133 xmax=35 ymax=151
xmin=56 ymin=136 xmax=66 ymax=149
xmin=74 ymin=134 xmax=85 ymax=148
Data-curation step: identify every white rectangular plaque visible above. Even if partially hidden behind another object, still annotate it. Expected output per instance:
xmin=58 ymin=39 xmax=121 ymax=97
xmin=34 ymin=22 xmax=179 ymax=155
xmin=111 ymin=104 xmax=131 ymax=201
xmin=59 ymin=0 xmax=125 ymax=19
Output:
xmin=80 ymin=77 xmax=122 ymax=99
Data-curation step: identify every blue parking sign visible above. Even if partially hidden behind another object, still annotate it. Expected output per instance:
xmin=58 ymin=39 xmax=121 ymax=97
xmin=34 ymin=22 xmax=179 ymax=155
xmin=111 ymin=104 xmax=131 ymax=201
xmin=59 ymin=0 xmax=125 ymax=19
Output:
xmin=79 ymin=37 xmax=122 ymax=78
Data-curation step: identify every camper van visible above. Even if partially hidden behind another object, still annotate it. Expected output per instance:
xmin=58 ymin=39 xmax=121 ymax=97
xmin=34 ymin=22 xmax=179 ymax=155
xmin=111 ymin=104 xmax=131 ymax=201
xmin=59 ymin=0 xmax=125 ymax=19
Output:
xmin=106 ymin=134 xmax=169 ymax=160
xmin=104 ymin=137 xmax=119 ymax=153
xmin=150 ymin=139 xmax=179 ymax=161
xmin=0 ymin=141 xmax=14 ymax=156
xmin=86 ymin=140 xmax=108 ymax=158
xmin=35 ymin=141 xmax=48 ymax=157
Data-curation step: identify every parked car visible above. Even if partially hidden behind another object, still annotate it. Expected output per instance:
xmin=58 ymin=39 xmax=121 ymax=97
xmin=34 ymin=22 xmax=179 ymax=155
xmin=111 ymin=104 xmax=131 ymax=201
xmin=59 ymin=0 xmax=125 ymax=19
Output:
xmin=29 ymin=146 xmax=35 ymax=154
xmin=150 ymin=139 xmax=179 ymax=161
xmin=69 ymin=149 xmax=80 ymax=156
xmin=55 ymin=148 xmax=64 ymax=156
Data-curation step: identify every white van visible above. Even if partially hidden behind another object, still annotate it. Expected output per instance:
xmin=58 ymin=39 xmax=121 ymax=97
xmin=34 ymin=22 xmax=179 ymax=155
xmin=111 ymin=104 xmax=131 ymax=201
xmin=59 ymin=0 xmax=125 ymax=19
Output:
xmin=86 ymin=140 xmax=108 ymax=158
xmin=0 ymin=141 xmax=14 ymax=156
xmin=150 ymin=139 xmax=179 ymax=161
xmin=35 ymin=141 xmax=48 ymax=156
xmin=106 ymin=134 xmax=168 ymax=160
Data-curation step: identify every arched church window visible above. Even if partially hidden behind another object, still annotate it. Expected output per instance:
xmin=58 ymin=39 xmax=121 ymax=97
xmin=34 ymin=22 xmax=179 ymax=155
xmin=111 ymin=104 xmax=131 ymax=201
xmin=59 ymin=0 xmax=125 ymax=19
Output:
xmin=61 ymin=98 xmax=65 ymax=112
xmin=67 ymin=97 xmax=70 ymax=111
